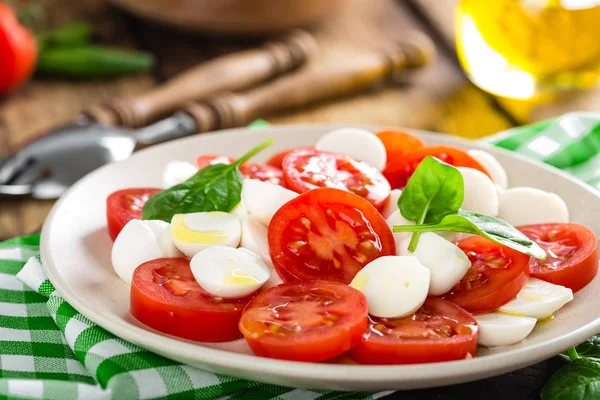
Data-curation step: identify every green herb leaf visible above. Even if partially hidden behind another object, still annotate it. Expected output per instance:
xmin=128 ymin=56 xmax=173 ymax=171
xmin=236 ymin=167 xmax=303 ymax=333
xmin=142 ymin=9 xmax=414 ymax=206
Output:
xmin=541 ymin=358 xmax=600 ymax=400
xmin=398 ymin=156 xmax=464 ymax=251
xmin=37 ymin=21 xmax=94 ymax=52
xmin=142 ymin=139 xmax=273 ymax=222
xmin=575 ymin=336 xmax=600 ymax=359
xmin=393 ymin=210 xmax=546 ymax=259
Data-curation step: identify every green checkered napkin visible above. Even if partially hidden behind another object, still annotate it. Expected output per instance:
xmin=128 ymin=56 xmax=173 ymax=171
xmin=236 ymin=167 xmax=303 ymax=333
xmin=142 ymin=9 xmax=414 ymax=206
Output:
xmin=0 ymin=235 xmax=392 ymax=400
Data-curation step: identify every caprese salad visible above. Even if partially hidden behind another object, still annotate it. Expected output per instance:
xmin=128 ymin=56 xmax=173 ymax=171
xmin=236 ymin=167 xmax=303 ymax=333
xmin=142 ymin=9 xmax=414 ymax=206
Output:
xmin=106 ymin=127 xmax=599 ymax=365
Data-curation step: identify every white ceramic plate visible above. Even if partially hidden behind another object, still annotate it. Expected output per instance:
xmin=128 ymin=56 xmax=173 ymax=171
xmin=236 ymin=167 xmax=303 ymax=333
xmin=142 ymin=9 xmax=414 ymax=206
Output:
xmin=41 ymin=125 xmax=600 ymax=391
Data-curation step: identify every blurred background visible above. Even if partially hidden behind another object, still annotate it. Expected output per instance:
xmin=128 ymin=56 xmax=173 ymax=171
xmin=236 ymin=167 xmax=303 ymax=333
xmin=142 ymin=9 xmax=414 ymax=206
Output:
xmin=2 ymin=0 xmax=600 ymax=239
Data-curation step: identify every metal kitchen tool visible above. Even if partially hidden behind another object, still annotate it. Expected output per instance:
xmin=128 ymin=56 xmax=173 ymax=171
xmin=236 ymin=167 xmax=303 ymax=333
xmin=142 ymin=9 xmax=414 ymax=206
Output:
xmin=0 ymin=33 xmax=433 ymax=199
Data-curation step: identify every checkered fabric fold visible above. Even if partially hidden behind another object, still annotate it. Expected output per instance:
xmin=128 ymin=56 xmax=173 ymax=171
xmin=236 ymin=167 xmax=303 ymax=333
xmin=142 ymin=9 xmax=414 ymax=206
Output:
xmin=0 ymin=235 xmax=391 ymax=400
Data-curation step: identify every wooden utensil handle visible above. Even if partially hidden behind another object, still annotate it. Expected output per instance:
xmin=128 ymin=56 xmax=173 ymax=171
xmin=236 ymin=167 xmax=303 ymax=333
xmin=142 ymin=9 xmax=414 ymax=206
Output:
xmin=184 ymin=33 xmax=435 ymax=133
xmin=86 ymin=29 xmax=317 ymax=128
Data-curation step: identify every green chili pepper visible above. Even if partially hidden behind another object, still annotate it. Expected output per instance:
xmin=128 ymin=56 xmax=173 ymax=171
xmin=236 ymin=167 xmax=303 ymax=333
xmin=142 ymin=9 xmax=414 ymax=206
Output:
xmin=36 ymin=46 xmax=155 ymax=78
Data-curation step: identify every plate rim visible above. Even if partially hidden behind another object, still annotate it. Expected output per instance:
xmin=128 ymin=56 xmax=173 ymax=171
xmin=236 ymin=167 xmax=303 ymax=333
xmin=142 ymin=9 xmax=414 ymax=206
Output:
xmin=40 ymin=124 xmax=600 ymax=389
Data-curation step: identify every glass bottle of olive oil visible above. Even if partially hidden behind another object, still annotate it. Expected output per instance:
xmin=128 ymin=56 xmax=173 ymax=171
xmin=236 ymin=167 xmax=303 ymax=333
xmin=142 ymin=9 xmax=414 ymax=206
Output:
xmin=456 ymin=0 xmax=600 ymax=100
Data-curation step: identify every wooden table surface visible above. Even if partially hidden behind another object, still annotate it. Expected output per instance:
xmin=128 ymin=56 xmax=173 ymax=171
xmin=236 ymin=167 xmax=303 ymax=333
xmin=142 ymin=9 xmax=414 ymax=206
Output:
xmin=0 ymin=0 xmax=583 ymax=397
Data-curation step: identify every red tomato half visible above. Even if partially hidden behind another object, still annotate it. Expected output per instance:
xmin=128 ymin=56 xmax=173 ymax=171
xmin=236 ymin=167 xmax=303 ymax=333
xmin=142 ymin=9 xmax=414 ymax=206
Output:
xmin=0 ymin=3 xmax=37 ymax=94
xmin=266 ymin=147 xmax=314 ymax=168
xmin=351 ymin=298 xmax=478 ymax=365
xmin=519 ymin=223 xmax=598 ymax=292
xmin=383 ymin=146 xmax=491 ymax=189
xmin=131 ymin=258 xmax=252 ymax=342
xmin=239 ymin=280 xmax=368 ymax=362
xmin=375 ymin=129 xmax=426 ymax=167
xmin=282 ymin=148 xmax=391 ymax=209
xmin=106 ymin=188 xmax=160 ymax=241
xmin=268 ymin=188 xmax=396 ymax=284
xmin=443 ymin=236 xmax=530 ymax=313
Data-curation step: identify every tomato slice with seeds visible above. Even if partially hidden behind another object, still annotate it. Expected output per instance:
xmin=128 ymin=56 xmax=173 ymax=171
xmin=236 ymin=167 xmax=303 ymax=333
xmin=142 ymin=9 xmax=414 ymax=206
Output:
xmin=266 ymin=147 xmax=314 ymax=168
xmin=106 ymin=187 xmax=161 ymax=241
xmin=196 ymin=154 xmax=283 ymax=185
xmin=382 ymin=145 xmax=491 ymax=189
xmin=282 ymin=148 xmax=391 ymax=209
xmin=351 ymin=298 xmax=478 ymax=365
xmin=195 ymin=154 xmax=235 ymax=169
xmin=131 ymin=258 xmax=252 ymax=342
xmin=375 ymin=129 xmax=426 ymax=167
xmin=239 ymin=162 xmax=283 ymax=186
xmin=443 ymin=236 xmax=530 ymax=313
xmin=239 ymin=280 xmax=368 ymax=362
xmin=518 ymin=223 xmax=598 ymax=292
xmin=268 ymin=188 xmax=396 ymax=284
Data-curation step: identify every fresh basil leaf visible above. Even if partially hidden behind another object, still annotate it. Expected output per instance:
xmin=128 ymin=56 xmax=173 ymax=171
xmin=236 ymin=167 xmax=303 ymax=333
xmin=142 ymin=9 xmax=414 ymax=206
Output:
xmin=142 ymin=139 xmax=273 ymax=222
xmin=393 ymin=210 xmax=546 ymax=259
xmin=398 ymin=156 xmax=464 ymax=251
xmin=541 ymin=358 xmax=600 ymax=400
xmin=576 ymin=335 xmax=600 ymax=359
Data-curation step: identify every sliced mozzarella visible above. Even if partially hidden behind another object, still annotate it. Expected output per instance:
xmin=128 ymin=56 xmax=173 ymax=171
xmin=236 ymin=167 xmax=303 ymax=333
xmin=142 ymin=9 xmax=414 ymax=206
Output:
xmin=467 ymin=149 xmax=508 ymax=190
xmin=499 ymin=278 xmax=573 ymax=320
xmin=112 ymin=220 xmax=182 ymax=284
xmin=241 ymin=179 xmax=298 ymax=226
xmin=398 ymin=232 xmax=471 ymax=295
xmin=162 ymin=161 xmax=197 ymax=188
xmin=349 ymin=256 xmax=430 ymax=318
xmin=498 ymin=187 xmax=569 ymax=226
xmin=190 ymin=246 xmax=270 ymax=298
xmin=240 ymin=215 xmax=284 ymax=289
xmin=475 ymin=313 xmax=537 ymax=347
xmin=381 ymin=189 xmax=402 ymax=218
xmin=457 ymin=167 xmax=499 ymax=216
xmin=171 ymin=212 xmax=240 ymax=257
xmin=315 ymin=128 xmax=387 ymax=170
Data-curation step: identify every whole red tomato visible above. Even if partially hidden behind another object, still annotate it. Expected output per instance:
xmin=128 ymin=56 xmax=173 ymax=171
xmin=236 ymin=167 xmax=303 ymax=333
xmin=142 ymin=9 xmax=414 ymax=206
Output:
xmin=0 ymin=3 xmax=37 ymax=94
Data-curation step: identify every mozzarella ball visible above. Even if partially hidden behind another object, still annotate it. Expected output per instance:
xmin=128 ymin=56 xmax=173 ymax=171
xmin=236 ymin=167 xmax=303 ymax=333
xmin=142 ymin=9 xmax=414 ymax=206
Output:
xmin=398 ymin=232 xmax=471 ymax=295
xmin=499 ymin=278 xmax=573 ymax=320
xmin=498 ymin=187 xmax=569 ymax=226
xmin=475 ymin=313 xmax=537 ymax=347
xmin=171 ymin=212 xmax=240 ymax=257
xmin=467 ymin=149 xmax=508 ymax=190
xmin=241 ymin=179 xmax=298 ymax=226
xmin=386 ymin=209 xmax=415 ymax=249
xmin=162 ymin=161 xmax=197 ymax=188
xmin=190 ymin=246 xmax=270 ymax=298
xmin=231 ymin=201 xmax=248 ymax=219
xmin=240 ymin=215 xmax=283 ymax=289
xmin=350 ymin=256 xmax=430 ymax=318
xmin=457 ymin=167 xmax=499 ymax=216
xmin=315 ymin=128 xmax=387 ymax=170
xmin=112 ymin=220 xmax=182 ymax=284
xmin=381 ymin=189 xmax=402 ymax=219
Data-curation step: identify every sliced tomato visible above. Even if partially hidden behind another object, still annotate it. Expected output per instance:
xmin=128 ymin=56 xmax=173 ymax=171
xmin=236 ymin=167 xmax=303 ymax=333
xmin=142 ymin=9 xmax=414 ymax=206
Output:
xmin=382 ymin=146 xmax=491 ymax=189
xmin=282 ymin=148 xmax=391 ymax=209
xmin=443 ymin=236 xmax=530 ymax=313
xmin=351 ymin=298 xmax=478 ymax=365
xmin=519 ymin=223 xmax=598 ymax=292
xmin=195 ymin=154 xmax=235 ymax=169
xmin=268 ymin=188 xmax=396 ymax=284
xmin=239 ymin=280 xmax=368 ymax=362
xmin=239 ymin=162 xmax=283 ymax=186
xmin=375 ymin=129 xmax=426 ymax=167
xmin=196 ymin=154 xmax=283 ymax=185
xmin=106 ymin=188 xmax=161 ymax=241
xmin=266 ymin=147 xmax=314 ymax=168
xmin=131 ymin=258 xmax=252 ymax=342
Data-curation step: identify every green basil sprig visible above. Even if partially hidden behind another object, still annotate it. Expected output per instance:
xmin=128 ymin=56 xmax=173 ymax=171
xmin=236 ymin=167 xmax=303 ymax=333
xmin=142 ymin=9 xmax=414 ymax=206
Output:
xmin=393 ymin=210 xmax=546 ymax=259
xmin=395 ymin=155 xmax=545 ymax=259
xmin=541 ymin=354 xmax=600 ymax=400
xmin=398 ymin=156 xmax=464 ymax=251
xmin=142 ymin=139 xmax=273 ymax=222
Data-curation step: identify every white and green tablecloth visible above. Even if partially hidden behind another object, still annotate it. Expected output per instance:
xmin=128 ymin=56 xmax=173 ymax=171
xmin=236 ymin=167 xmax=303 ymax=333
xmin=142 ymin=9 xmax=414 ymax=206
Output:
xmin=2 ymin=113 xmax=600 ymax=399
